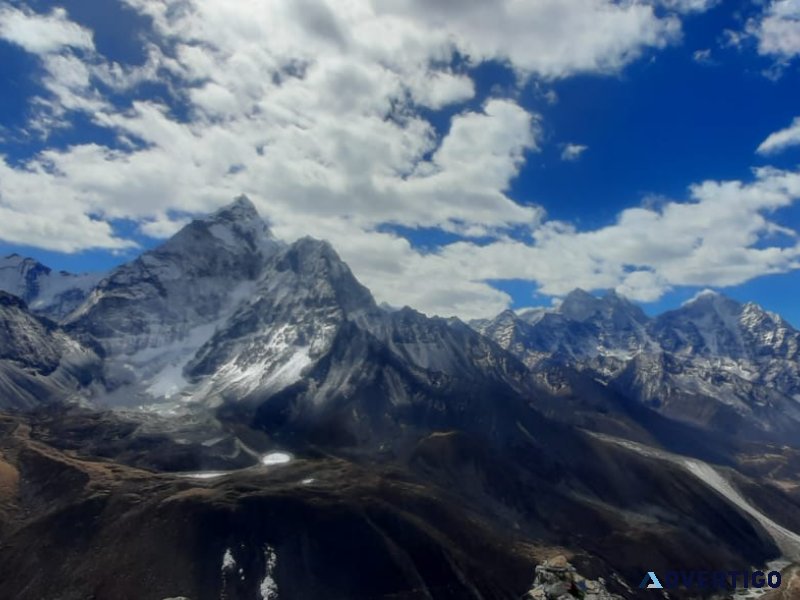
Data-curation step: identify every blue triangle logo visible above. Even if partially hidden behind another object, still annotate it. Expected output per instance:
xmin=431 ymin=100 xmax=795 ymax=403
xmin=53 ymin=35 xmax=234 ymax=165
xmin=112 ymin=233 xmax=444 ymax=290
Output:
xmin=639 ymin=572 xmax=663 ymax=589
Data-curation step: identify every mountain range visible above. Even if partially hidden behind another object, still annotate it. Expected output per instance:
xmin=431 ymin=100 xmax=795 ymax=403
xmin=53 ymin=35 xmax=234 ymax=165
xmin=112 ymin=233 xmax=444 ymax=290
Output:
xmin=473 ymin=287 xmax=800 ymax=443
xmin=1 ymin=197 xmax=799 ymax=600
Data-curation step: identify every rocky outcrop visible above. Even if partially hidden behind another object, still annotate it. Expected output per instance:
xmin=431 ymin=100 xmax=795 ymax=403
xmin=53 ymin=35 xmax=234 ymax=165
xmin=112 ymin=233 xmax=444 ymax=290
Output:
xmin=524 ymin=555 xmax=623 ymax=600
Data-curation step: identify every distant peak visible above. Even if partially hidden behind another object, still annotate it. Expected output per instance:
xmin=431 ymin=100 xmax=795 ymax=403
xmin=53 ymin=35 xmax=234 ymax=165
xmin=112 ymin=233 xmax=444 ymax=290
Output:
xmin=516 ymin=307 xmax=548 ymax=325
xmin=682 ymin=288 xmax=720 ymax=305
xmin=490 ymin=309 xmax=520 ymax=326
xmin=560 ymin=288 xmax=602 ymax=320
xmin=211 ymin=195 xmax=260 ymax=222
xmin=150 ymin=195 xmax=279 ymax=262
xmin=681 ymin=289 xmax=740 ymax=311
xmin=559 ymin=287 xmax=647 ymax=323
xmin=563 ymin=288 xmax=595 ymax=301
xmin=286 ymin=237 xmax=340 ymax=265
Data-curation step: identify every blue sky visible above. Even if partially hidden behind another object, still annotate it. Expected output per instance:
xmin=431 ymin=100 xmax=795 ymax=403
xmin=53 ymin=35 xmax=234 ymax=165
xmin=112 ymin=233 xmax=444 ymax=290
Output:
xmin=1 ymin=0 xmax=799 ymax=322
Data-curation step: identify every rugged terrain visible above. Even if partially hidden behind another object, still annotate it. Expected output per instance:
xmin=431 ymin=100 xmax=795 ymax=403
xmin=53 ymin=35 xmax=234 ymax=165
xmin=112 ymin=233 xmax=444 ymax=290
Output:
xmin=1 ymin=197 xmax=799 ymax=599
xmin=474 ymin=289 xmax=800 ymax=443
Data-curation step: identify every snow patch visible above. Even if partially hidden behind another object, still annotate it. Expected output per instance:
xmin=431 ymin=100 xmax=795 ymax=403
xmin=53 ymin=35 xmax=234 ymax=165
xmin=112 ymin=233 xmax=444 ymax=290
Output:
xmin=259 ymin=346 xmax=312 ymax=392
xmin=178 ymin=471 xmax=228 ymax=480
xmin=682 ymin=459 xmax=800 ymax=560
xmin=595 ymin=434 xmax=800 ymax=562
xmin=682 ymin=288 xmax=719 ymax=305
xmin=260 ymin=545 xmax=278 ymax=599
xmin=261 ymin=452 xmax=292 ymax=466
xmin=222 ymin=548 xmax=236 ymax=571
xmin=216 ymin=345 xmax=312 ymax=396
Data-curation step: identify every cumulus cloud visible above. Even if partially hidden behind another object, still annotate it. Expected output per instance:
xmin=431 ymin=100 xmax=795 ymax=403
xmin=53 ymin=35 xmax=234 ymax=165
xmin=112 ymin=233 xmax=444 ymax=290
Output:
xmin=418 ymin=167 xmax=800 ymax=309
xmin=0 ymin=0 xmax=792 ymax=319
xmin=370 ymin=0 xmax=682 ymax=79
xmin=747 ymin=0 xmax=800 ymax=62
xmin=757 ymin=117 xmax=800 ymax=155
xmin=0 ymin=5 xmax=93 ymax=54
xmin=560 ymin=143 xmax=589 ymax=161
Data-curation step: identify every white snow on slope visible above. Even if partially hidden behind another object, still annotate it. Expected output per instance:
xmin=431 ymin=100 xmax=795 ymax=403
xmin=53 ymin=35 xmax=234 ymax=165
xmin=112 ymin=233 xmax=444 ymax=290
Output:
xmin=593 ymin=434 xmax=800 ymax=562
xmin=261 ymin=453 xmax=292 ymax=466
xmin=177 ymin=471 xmax=229 ymax=480
xmin=213 ymin=345 xmax=312 ymax=398
xmin=260 ymin=545 xmax=278 ymax=599
xmin=222 ymin=548 xmax=236 ymax=571
xmin=682 ymin=459 xmax=800 ymax=560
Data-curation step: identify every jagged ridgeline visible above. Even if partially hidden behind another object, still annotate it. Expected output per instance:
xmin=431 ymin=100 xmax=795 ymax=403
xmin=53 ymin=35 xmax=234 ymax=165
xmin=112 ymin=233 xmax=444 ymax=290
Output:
xmin=1 ymin=197 xmax=799 ymax=600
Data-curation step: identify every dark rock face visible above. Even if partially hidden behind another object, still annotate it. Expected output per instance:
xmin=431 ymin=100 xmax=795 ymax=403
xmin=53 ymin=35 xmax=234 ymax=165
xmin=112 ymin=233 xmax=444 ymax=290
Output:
xmin=0 ymin=414 xmax=539 ymax=600
xmin=0 ymin=411 xmax=792 ymax=600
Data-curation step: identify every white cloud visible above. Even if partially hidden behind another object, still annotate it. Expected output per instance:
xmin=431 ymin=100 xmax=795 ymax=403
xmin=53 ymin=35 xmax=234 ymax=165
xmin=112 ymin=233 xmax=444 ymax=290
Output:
xmin=692 ymin=48 xmax=713 ymax=64
xmin=561 ymin=143 xmax=589 ymax=161
xmin=407 ymin=71 xmax=476 ymax=110
xmin=370 ymin=0 xmax=683 ymax=79
xmin=407 ymin=167 xmax=800 ymax=313
xmin=0 ymin=155 xmax=137 ymax=252
xmin=0 ymin=0 xmax=794 ymax=319
xmin=748 ymin=0 xmax=800 ymax=62
xmin=757 ymin=117 xmax=800 ymax=155
xmin=0 ymin=6 xmax=94 ymax=55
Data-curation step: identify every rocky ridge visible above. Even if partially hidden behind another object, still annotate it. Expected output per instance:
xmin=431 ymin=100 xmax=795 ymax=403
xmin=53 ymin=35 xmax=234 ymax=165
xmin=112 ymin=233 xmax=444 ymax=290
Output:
xmin=474 ymin=289 xmax=800 ymax=442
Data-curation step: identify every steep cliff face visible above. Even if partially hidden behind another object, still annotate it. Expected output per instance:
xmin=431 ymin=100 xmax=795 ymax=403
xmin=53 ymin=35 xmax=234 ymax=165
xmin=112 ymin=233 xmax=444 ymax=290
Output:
xmin=66 ymin=196 xmax=281 ymax=356
xmin=0 ymin=292 xmax=100 ymax=410
xmin=178 ymin=235 xmax=531 ymax=450
xmin=60 ymin=197 xmax=282 ymax=403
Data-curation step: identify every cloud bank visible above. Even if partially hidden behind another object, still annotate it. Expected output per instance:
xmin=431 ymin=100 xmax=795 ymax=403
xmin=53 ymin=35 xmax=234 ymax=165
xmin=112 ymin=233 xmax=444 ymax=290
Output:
xmin=1 ymin=0 xmax=798 ymax=319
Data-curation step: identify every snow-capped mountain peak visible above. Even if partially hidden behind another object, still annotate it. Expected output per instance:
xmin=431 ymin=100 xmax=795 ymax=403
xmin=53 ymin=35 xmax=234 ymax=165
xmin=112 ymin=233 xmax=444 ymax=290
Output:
xmin=202 ymin=195 xmax=278 ymax=254
xmin=559 ymin=288 xmax=604 ymax=321
xmin=0 ymin=254 xmax=102 ymax=321
xmin=182 ymin=236 xmax=378 ymax=400
xmin=153 ymin=195 xmax=280 ymax=266
xmin=63 ymin=197 xmax=286 ymax=402
xmin=560 ymin=288 xmax=647 ymax=324
xmin=475 ymin=288 xmax=800 ymax=441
